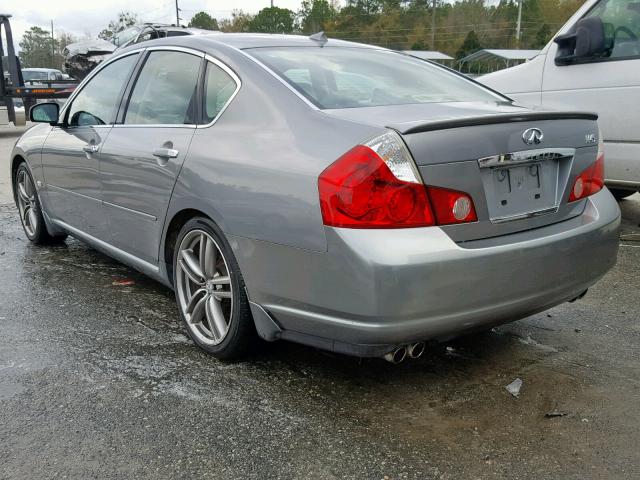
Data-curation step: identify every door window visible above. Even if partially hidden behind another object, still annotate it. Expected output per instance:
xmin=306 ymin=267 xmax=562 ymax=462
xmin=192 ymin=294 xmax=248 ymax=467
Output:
xmin=124 ymin=51 xmax=201 ymax=125
xmin=66 ymin=54 xmax=139 ymax=127
xmin=203 ymin=61 xmax=238 ymax=123
xmin=586 ymin=0 xmax=640 ymax=59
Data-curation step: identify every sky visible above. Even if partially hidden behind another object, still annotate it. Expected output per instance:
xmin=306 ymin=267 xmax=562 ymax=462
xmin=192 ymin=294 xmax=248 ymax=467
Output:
xmin=2 ymin=0 xmax=306 ymax=48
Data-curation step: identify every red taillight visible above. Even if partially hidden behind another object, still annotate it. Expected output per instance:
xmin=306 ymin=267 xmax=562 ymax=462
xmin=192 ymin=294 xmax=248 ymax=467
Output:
xmin=319 ymin=132 xmax=478 ymax=229
xmin=427 ymin=186 xmax=478 ymax=225
xmin=318 ymin=145 xmax=435 ymax=228
xmin=569 ymin=151 xmax=604 ymax=202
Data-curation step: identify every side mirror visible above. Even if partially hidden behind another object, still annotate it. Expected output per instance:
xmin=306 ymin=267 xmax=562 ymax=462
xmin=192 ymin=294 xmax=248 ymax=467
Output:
xmin=30 ymin=102 xmax=59 ymax=124
xmin=554 ymin=17 xmax=608 ymax=65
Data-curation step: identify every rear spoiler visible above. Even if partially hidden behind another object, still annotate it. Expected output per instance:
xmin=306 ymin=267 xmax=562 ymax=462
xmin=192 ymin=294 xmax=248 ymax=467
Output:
xmin=390 ymin=111 xmax=599 ymax=135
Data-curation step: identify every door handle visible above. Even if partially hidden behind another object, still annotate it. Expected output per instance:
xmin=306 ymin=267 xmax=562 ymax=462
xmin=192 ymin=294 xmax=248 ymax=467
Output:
xmin=152 ymin=148 xmax=179 ymax=159
xmin=82 ymin=144 xmax=99 ymax=154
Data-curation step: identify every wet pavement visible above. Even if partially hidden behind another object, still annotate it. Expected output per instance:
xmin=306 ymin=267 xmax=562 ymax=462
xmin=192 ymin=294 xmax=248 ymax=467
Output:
xmin=1 ymin=126 xmax=639 ymax=479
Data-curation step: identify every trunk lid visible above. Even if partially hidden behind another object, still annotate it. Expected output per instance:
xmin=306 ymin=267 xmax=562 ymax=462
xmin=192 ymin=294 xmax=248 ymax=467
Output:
xmin=323 ymin=102 xmax=600 ymax=242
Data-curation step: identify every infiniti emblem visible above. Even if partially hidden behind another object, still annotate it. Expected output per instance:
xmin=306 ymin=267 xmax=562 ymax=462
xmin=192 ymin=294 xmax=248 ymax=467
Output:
xmin=522 ymin=128 xmax=544 ymax=145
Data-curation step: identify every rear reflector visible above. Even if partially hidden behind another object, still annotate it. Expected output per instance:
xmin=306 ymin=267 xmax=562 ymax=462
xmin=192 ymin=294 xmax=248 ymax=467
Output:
xmin=319 ymin=131 xmax=477 ymax=228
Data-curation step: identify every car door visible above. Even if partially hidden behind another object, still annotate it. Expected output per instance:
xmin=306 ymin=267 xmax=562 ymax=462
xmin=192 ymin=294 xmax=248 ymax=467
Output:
xmin=41 ymin=52 xmax=140 ymax=239
xmin=99 ymin=48 xmax=203 ymax=264
xmin=541 ymin=0 xmax=640 ymax=183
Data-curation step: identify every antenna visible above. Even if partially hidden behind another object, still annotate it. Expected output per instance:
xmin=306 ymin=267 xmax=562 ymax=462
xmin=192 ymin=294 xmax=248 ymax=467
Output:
xmin=309 ymin=31 xmax=328 ymax=46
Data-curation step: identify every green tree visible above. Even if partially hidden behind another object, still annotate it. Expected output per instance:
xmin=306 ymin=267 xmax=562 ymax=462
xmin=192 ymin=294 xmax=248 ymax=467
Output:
xmin=219 ymin=10 xmax=254 ymax=32
xmin=455 ymin=29 xmax=483 ymax=60
xmin=99 ymin=11 xmax=138 ymax=40
xmin=299 ymin=0 xmax=338 ymax=33
xmin=249 ymin=7 xmax=295 ymax=34
xmin=533 ymin=23 xmax=552 ymax=48
xmin=19 ymin=26 xmax=57 ymax=69
xmin=188 ymin=11 xmax=219 ymax=30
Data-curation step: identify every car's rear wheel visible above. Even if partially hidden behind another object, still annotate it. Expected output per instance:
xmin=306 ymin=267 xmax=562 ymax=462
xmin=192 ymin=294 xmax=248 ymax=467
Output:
xmin=610 ymin=188 xmax=638 ymax=201
xmin=14 ymin=163 xmax=67 ymax=245
xmin=173 ymin=217 xmax=256 ymax=360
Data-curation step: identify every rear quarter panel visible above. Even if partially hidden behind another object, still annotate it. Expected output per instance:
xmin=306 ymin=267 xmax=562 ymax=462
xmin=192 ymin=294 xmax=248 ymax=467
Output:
xmin=165 ymin=44 xmax=382 ymax=253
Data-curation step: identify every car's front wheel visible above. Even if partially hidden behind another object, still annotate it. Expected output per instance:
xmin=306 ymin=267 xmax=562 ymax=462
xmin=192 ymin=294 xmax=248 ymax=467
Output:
xmin=14 ymin=163 xmax=67 ymax=245
xmin=173 ymin=217 xmax=256 ymax=360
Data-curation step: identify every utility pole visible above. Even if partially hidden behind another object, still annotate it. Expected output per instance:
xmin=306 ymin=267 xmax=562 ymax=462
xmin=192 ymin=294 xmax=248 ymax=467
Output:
xmin=175 ymin=0 xmax=180 ymax=26
xmin=430 ymin=0 xmax=436 ymax=51
xmin=50 ymin=20 xmax=55 ymax=67
xmin=271 ymin=0 xmax=274 ymax=7
xmin=515 ymin=0 xmax=523 ymax=48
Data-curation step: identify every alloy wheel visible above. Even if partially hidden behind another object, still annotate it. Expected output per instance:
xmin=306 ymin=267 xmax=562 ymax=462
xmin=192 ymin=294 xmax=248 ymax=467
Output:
xmin=176 ymin=229 xmax=233 ymax=346
xmin=16 ymin=169 xmax=38 ymax=237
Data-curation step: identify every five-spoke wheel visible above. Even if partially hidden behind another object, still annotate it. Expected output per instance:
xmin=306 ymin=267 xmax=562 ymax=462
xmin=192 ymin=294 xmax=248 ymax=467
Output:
xmin=176 ymin=230 xmax=233 ymax=345
xmin=13 ymin=163 xmax=66 ymax=245
xmin=173 ymin=217 xmax=255 ymax=358
xmin=16 ymin=168 xmax=39 ymax=237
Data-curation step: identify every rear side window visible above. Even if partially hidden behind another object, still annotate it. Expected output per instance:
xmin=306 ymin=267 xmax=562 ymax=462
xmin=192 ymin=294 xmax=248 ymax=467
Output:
xmin=247 ymin=47 xmax=502 ymax=109
xmin=124 ymin=51 xmax=201 ymax=125
xmin=67 ymin=54 xmax=139 ymax=126
xmin=203 ymin=62 xmax=238 ymax=123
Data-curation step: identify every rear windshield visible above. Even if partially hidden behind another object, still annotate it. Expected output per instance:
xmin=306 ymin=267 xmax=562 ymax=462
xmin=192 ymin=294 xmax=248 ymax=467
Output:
xmin=246 ymin=46 xmax=503 ymax=109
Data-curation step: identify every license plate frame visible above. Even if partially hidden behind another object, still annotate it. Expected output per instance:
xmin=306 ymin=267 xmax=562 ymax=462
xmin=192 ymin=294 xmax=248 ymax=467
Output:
xmin=478 ymin=148 xmax=574 ymax=223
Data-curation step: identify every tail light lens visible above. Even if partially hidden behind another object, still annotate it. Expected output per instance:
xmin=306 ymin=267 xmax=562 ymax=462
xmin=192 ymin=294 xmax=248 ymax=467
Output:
xmin=427 ymin=186 xmax=478 ymax=225
xmin=569 ymin=137 xmax=605 ymax=202
xmin=318 ymin=131 xmax=477 ymax=228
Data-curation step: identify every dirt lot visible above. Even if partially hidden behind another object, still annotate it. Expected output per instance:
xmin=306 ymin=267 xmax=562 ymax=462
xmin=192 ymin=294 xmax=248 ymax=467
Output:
xmin=1 ymin=125 xmax=639 ymax=479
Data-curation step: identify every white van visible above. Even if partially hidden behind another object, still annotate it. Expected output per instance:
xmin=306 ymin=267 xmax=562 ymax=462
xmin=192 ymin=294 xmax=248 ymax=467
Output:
xmin=481 ymin=0 xmax=640 ymax=200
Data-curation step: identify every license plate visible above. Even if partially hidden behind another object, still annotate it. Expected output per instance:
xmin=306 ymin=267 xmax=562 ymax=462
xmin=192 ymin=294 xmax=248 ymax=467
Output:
xmin=481 ymin=160 xmax=559 ymax=222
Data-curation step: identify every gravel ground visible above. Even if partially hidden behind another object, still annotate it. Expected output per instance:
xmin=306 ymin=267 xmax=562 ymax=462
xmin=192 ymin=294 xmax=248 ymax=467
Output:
xmin=1 ymin=125 xmax=639 ymax=479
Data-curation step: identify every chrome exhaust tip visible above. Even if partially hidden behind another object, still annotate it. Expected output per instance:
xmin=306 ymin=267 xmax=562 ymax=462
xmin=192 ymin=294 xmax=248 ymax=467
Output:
xmin=384 ymin=346 xmax=407 ymax=364
xmin=407 ymin=342 xmax=425 ymax=359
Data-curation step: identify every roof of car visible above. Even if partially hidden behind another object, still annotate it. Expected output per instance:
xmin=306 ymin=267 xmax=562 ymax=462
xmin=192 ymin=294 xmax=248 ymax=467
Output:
xmin=199 ymin=33 xmax=380 ymax=50
xmin=115 ymin=32 xmax=384 ymax=53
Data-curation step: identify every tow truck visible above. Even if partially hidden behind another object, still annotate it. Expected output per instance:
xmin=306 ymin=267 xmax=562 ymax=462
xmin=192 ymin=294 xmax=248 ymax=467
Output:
xmin=1 ymin=14 xmax=78 ymax=126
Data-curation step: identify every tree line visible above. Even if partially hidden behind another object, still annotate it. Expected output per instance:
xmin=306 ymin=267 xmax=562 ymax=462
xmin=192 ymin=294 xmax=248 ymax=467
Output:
xmin=17 ymin=0 xmax=583 ymax=70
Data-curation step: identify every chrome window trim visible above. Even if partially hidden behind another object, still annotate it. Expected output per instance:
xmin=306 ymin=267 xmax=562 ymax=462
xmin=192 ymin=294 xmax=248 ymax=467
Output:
xmin=145 ymin=45 xmax=205 ymax=57
xmin=59 ymin=48 xmax=146 ymax=121
xmin=233 ymin=46 xmax=319 ymax=111
xmin=196 ymin=54 xmax=242 ymax=129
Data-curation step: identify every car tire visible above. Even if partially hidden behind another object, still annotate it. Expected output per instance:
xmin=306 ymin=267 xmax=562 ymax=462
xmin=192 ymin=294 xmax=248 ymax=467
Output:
xmin=610 ymin=188 xmax=637 ymax=201
xmin=173 ymin=216 xmax=256 ymax=360
xmin=13 ymin=163 xmax=67 ymax=245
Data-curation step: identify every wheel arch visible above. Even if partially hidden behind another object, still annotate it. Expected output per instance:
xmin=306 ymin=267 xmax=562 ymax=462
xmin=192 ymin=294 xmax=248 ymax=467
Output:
xmin=162 ymin=208 xmax=213 ymax=286
xmin=10 ymin=154 xmax=26 ymax=205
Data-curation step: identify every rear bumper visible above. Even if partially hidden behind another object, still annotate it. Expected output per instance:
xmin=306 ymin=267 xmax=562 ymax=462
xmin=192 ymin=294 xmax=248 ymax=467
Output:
xmin=231 ymin=188 xmax=620 ymax=357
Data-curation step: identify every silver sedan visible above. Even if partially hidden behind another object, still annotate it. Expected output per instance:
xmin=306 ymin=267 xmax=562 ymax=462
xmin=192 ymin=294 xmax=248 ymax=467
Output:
xmin=11 ymin=34 xmax=620 ymax=363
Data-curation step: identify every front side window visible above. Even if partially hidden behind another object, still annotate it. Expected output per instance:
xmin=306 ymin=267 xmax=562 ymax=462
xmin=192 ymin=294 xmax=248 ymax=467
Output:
xmin=124 ymin=51 xmax=201 ymax=125
xmin=247 ymin=47 xmax=503 ymax=109
xmin=203 ymin=62 xmax=238 ymax=123
xmin=585 ymin=0 xmax=640 ymax=59
xmin=67 ymin=53 xmax=139 ymax=127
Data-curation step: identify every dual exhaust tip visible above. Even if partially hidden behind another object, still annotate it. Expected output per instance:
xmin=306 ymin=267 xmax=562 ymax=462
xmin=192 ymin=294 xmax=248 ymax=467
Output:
xmin=383 ymin=342 xmax=425 ymax=364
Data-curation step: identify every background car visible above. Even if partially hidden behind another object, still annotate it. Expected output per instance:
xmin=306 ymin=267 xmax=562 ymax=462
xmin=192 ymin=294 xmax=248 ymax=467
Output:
xmin=481 ymin=0 xmax=640 ymax=201
xmin=12 ymin=34 xmax=620 ymax=362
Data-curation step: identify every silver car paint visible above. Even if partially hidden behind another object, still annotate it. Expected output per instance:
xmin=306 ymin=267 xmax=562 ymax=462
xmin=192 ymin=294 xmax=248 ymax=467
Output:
xmin=10 ymin=34 xmax=621 ymax=356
